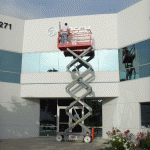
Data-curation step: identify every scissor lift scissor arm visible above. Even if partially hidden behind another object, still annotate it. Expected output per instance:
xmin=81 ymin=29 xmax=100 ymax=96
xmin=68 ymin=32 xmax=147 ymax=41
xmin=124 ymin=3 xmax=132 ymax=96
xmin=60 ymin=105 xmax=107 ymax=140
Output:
xmin=56 ymin=47 xmax=94 ymax=143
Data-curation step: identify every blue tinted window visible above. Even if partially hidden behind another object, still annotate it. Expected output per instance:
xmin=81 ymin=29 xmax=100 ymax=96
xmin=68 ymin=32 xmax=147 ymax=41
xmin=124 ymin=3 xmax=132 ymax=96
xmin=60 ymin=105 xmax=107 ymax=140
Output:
xmin=0 ymin=50 xmax=22 ymax=73
xmin=40 ymin=52 xmax=59 ymax=73
xmin=139 ymin=64 xmax=150 ymax=78
xmin=119 ymin=39 xmax=150 ymax=81
xmin=98 ymin=49 xmax=118 ymax=71
xmin=137 ymin=40 xmax=150 ymax=65
xmin=21 ymin=49 xmax=119 ymax=73
xmin=120 ymin=67 xmax=140 ymax=81
xmin=0 ymin=71 xmax=20 ymax=83
xmin=22 ymin=53 xmax=40 ymax=73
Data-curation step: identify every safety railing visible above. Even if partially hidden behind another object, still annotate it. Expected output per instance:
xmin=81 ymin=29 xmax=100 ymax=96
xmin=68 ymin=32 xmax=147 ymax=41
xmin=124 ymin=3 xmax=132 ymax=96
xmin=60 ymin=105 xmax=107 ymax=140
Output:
xmin=57 ymin=30 xmax=93 ymax=50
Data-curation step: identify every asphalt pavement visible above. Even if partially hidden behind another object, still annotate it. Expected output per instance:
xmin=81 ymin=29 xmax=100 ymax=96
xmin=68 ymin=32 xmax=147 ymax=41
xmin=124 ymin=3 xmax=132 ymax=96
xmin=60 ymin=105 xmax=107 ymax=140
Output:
xmin=0 ymin=137 xmax=111 ymax=150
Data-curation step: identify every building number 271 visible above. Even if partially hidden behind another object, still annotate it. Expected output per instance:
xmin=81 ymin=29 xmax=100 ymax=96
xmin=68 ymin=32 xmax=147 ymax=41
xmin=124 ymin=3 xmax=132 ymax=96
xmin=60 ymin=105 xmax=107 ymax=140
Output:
xmin=0 ymin=21 xmax=12 ymax=30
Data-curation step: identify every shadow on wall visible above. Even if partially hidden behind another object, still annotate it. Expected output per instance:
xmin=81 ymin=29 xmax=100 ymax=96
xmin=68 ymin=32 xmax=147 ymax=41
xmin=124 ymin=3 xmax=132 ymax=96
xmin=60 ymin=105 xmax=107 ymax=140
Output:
xmin=0 ymin=96 xmax=40 ymax=139
xmin=102 ymin=98 xmax=117 ymax=105
xmin=102 ymin=97 xmax=140 ymax=140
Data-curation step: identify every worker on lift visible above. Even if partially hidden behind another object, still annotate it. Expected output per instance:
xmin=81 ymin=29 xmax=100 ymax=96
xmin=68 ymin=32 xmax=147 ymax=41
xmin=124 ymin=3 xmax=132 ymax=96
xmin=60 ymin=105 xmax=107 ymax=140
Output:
xmin=61 ymin=23 xmax=70 ymax=43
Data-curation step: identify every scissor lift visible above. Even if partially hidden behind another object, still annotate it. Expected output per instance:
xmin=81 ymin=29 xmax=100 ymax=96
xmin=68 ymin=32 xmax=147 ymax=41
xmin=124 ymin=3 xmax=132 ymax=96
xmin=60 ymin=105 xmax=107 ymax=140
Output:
xmin=56 ymin=27 xmax=94 ymax=143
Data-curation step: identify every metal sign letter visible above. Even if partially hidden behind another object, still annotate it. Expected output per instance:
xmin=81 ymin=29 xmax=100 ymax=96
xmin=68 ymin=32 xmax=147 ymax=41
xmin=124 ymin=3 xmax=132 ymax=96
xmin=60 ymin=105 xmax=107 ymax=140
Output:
xmin=48 ymin=27 xmax=57 ymax=37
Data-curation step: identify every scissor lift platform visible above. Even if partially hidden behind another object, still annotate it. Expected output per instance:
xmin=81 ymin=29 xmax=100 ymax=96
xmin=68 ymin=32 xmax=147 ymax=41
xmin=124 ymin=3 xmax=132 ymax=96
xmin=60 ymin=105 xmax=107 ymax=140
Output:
xmin=64 ymin=50 xmax=94 ymax=57
xmin=58 ymin=43 xmax=92 ymax=51
xmin=58 ymin=29 xmax=93 ymax=52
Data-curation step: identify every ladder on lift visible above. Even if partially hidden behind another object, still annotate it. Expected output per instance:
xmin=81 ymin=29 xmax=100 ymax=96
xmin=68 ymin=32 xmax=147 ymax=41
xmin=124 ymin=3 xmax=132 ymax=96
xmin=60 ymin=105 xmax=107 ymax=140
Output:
xmin=56 ymin=47 xmax=94 ymax=143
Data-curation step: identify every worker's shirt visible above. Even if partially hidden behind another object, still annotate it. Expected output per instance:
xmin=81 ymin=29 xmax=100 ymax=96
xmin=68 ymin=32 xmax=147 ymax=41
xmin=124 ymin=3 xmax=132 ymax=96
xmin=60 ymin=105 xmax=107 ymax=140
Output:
xmin=62 ymin=26 xmax=69 ymax=32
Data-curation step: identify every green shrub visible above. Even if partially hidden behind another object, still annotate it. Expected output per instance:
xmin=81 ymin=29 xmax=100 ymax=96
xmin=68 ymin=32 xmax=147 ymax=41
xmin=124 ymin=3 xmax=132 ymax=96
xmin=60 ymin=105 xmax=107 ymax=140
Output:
xmin=106 ymin=127 xmax=136 ymax=150
xmin=139 ymin=137 xmax=150 ymax=150
xmin=109 ymin=139 xmax=125 ymax=150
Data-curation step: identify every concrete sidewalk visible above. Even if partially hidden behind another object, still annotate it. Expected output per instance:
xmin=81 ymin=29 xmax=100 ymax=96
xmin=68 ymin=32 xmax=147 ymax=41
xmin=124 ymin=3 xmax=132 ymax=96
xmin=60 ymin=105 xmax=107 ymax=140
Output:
xmin=0 ymin=137 xmax=111 ymax=150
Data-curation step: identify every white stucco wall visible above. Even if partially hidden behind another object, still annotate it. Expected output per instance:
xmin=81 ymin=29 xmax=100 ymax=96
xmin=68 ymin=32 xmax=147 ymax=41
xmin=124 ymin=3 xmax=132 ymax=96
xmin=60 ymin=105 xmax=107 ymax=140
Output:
xmin=22 ymin=13 xmax=118 ymax=53
xmin=0 ymin=14 xmax=25 ymax=53
xmin=102 ymin=0 xmax=150 ymax=139
xmin=0 ymin=15 xmax=40 ymax=139
xmin=0 ymin=82 xmax=40 ymax=139
xmin=103 ymin=76 xmax=150 ymax=139
xmin=20 ymin=71 xmax=119 ymax=98
xmin=117 ymin=0 xmax=150 ymax=48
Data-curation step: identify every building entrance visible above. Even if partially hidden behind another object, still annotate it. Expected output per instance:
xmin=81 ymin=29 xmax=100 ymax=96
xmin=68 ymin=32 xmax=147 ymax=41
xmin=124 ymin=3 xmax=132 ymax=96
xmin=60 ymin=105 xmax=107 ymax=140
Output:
xmin=40 ymin=99 xmax=84 ymax=136
xmin=40 ymin=99 xmax=57 ymax=136
xmin=57 ymin=106 xmax=84 ymax=133
xmin=40 ymin=99 xmax=102 ymax=137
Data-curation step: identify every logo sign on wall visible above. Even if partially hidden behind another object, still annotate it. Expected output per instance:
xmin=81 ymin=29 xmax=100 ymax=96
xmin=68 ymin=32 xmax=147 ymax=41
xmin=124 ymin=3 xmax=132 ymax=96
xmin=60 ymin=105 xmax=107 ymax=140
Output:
xmin=48 ymin=26 xmax=90 ymax=37
xmin=69 ymin=26 xmax=90 ymax=34
xmin=48 ymin=27 xmax=57 ymax=37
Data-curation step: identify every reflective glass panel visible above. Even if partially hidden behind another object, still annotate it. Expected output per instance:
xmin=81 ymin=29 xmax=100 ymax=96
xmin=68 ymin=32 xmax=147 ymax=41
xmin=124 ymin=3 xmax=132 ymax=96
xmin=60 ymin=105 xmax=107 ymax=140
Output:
xmin=141 ymin=103 xmax=150 ymax=128
xmin=40 ymin=52 xmax=59 ymax=73
xmin=119 ymin=39 xmax=150 ymax=81
xmin=78 ymin=50 xmax=98 ymax=72
xmin=0 ymin=71 xmax=20 ymax=83
xmin=22 ymin=53 xmax=40 ymax=73
xmin=136 ymin=39 xmax=150 ymax=65
xmin=119 ymin=65 xmax=150 ymax=81
xmin=0 ymin=50 xmax=22 ymax=73
xmin=98 ymin=49 xmax=119 ymax=71
xmin=39 ymin=126 xmax=56 ymax=136
xmin=120 ymin=68 xmax=140 ymax=81
xmin=40 ymin=99 xmax=57 ymax=136
xmin=58 ymin=52 xmax=74 ymax=72
xmin=139 ymin=64 xmax=150 ymax=78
